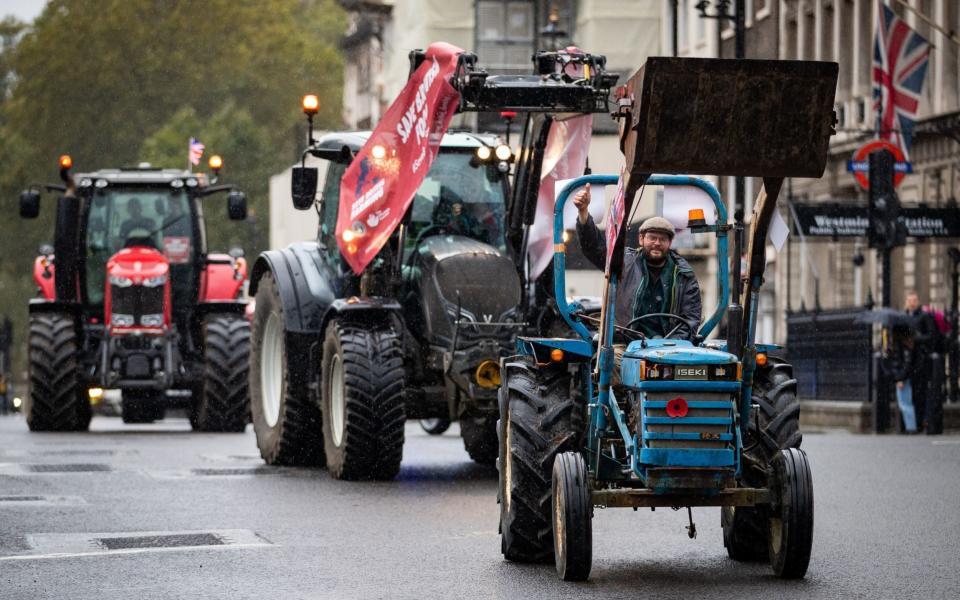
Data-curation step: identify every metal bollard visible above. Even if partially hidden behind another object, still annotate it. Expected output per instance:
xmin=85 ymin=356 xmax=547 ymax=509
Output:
xmin=873 ymin=351 xmax=891 ymax=433
xmin=926 ymin=352 xmax=945 ymax=435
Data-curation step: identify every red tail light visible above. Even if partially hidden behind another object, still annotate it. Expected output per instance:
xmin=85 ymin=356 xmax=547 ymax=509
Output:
xmin=666 ymin=397 xmax=688 ymax=418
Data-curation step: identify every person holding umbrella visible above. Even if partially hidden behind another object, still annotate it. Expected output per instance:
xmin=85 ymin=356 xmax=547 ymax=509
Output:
xmin=887 ymin=325 xmax=919 ymax=433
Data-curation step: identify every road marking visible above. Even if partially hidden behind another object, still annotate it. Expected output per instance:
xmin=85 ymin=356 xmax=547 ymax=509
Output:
xmin=931 ymin=440 xmax=960 ymax=445
xmin=0 ymin=529 xmax=272 ymax=561
xmin=21 ymin=463 xmax=112 ymax=473
xmin=0 ymin=495 xmax=87 ymax=507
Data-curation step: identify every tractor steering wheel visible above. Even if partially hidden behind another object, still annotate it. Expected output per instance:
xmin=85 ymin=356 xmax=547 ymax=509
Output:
xmin=625 ymin=312 xmax=695 ymax=340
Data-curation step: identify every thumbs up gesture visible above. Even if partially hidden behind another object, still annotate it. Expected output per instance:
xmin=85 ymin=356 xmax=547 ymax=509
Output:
xmin=573 ymin=183 xmax=591 ymax=224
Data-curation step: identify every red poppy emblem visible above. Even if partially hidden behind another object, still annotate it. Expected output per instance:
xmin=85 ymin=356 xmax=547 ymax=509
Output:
xmin=666 ymin=397 xmax=688 ymax=418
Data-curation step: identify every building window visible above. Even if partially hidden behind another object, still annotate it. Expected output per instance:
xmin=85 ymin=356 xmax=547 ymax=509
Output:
xmin=477 ymin=1 xmax=535 ymax=72
xmin=836 ymin=103 xmax=846 ymax=129
xmin=856 ymin=97 xmax=866 ymax=126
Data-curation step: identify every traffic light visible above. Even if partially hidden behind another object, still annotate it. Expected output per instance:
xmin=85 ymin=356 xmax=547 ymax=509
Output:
xmin=867 ymin=149 xmax=906 ymax=249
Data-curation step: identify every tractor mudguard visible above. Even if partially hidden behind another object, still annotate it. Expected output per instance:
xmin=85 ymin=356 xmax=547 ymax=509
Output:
xmin=195 ymin=301 xmax=247 ymax=316
xmin=27 ymin=298 xmax=82 ymax=316
xmin=515 ymin=337 xmax=593 ymax=363
xmin=249 ymin=242 xmax=337 ymax=336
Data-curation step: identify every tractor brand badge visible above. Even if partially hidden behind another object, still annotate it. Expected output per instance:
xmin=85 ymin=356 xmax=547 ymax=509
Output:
xmin=163 ymin=237 xmax=191 ymax=264
xmin=675 ymin=366 xmax=708 ymax=380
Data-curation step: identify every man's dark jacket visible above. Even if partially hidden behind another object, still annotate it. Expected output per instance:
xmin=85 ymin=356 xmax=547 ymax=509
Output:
xmin=576 ymin=215 xmax=702 ymax=339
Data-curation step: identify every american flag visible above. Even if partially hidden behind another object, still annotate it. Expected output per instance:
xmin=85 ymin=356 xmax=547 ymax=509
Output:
xmin=872 ymin=2 xmax=931 ymax=156
xmin=188 ymin=137 xmax=205 ymax=166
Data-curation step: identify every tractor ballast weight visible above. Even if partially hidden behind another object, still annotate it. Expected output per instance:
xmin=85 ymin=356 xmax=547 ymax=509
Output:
xmin=498 ymin=57 xmax=838 ymax=581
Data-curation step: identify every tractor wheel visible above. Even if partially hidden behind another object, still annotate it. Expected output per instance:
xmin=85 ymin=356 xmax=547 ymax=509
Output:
xmin=552 ymin=451 xmax=592 ymax=582
xmin=249 ymin=271 xmax=325 ymax=466
xmin=191 ymin=313 xmax=250 ymax=432
xmin=724 ymin=359 xmax=801 ymax=561
xmin=769 ymin=448 xmax=814 ymax=579
xmin=321 ymin=319 xmax=406 ymax=480
xmin=122 ymin=390 xmax=164 ymax=424
xmin=26 ymin=313 xmax=90 ymax=432
xmin=498 ymin=359 xmax=583 ymax=563
xmin=460 ymin=414 xmax=498 ymax=466
xmin=419 ymin=418 xmax=451 ymax=435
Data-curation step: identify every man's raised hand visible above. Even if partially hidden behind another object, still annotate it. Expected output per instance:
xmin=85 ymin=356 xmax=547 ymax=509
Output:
xmin=574 ymin=183 xmax=591 ymax=224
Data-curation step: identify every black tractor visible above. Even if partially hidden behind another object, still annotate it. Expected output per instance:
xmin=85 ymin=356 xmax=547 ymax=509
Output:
xmin=19 ymin=157 xmax=251 ymax=431
xmin=249 ymin=48 xmax=617 ymax=478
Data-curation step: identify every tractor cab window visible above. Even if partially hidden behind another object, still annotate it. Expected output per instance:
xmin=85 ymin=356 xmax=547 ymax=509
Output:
xmin=85 ymin=188 xmax=195 ymax=306
xmin=406 ymin=151 xmax=507 ymax=253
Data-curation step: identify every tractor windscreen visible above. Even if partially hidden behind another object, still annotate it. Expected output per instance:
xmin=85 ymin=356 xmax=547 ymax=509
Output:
xmin=405 ymin=151 xmax=507 ymax=252
xmin=85 ymin=188 xmax=195 ymax=306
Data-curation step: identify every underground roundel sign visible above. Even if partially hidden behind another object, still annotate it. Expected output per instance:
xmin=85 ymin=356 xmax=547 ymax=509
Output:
xmin=851 ymin=139 xmax=906 ymax=191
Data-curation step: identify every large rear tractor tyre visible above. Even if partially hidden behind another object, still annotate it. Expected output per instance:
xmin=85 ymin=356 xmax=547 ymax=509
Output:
xmin=249 ymin=272 xmax=325 ymax=466
xmin=122 ymin=390 xmax=164 ymax=424
xmin=552 ymin=451 xmax=592 ymax=582
xmin=499 ymin=359 xmax=582 ymax=563
xmin=26 ymin=313 xmax=91 ymax=432
xmin=191 ymin=313 xmax=250 ymax=432
xmin=769 ymin=448 xmax=814 ymax=579
xmin=321 ymin=320 xmax=406 ymax=480
xmin=460 ymin=414 xmax=498 ymax=466
xmin=724 ymin=360 xmax=801 ymax=562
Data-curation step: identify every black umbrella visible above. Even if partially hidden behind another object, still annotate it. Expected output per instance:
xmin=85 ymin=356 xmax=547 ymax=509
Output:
xmin=854 ymin=308 xmax=917 ymax=328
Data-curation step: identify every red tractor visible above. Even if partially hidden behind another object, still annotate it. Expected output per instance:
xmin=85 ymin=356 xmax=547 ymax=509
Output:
xmin=19 ymin=156 xmax=251 ymax=431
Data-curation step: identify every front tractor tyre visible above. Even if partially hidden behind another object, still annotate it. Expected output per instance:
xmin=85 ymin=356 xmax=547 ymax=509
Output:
xmin=321 ymin=320 xmax=406 ymax=480
xmin=419 ymin=418 xmax=451 ymax=435
xmin=769 ymin=448 xmax=814 ymax=579
xmin=460 ymin=414 xmax=498 ymax=466
xmin=552 ymin=451 xmax=592 ymax=582
xmin=249 ymin=271 xmax=325 ymax=466
xmin=191 ymin=313 xmax=250 ymax=432
xmin=26 ymin=313 xmax=91 ymax=432
xmin=499 ymin=359 xmax=581 ymax=563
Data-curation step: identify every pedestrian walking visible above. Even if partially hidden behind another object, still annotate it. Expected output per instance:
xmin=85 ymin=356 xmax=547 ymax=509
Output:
xmin=905 ymin=292 xmax=940 ymax=431
xmin=886 ymin=325 xmax=918 ymax=433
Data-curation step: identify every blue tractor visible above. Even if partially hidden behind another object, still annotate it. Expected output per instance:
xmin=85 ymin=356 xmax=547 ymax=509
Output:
xmin=497 ymin=57 xmax=839 ymax=580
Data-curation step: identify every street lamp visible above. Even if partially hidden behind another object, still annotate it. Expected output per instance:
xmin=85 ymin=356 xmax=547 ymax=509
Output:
xmin=540 ymin=5 xmax=567 ymax=51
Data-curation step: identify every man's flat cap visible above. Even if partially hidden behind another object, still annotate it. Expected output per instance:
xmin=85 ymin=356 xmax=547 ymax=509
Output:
xmin=639 ymin=216 xmax=675 ymax=238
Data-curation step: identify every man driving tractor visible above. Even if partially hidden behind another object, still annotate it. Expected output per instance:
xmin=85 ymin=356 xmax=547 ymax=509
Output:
xmin=573 ymin=183 xmax=702 ymax=341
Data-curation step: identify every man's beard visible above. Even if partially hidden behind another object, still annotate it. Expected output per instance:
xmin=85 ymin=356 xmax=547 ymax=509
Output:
xmin=645 ymin=248 xmax=666 ymax=266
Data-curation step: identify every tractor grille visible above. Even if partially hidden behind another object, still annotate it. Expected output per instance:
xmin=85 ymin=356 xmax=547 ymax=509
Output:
xmin=111 ymin=283 xmax=164 ymax=327
xmin=435 ymin=253 xmax=520 ymax=322
xmin=641 ymin=392 xmax=735 ymax=451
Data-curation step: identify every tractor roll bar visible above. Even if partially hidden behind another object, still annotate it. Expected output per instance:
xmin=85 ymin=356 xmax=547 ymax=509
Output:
xmin=553 ymin=174 xmax=729 ymax=343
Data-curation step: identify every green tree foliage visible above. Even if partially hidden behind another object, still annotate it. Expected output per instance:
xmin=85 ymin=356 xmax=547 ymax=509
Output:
xmin=0 ymin=0 xmax=346 ymax=377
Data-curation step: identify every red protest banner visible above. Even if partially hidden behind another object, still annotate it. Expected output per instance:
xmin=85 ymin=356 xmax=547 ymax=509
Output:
xmin=337 ymin=42 xmax=463 ymax=274
xmin=605 ymin=167 xmax=626 ymax=273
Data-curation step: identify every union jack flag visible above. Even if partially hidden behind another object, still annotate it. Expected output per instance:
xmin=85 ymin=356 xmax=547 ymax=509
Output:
xmin=872 ymin=2 xmax=931 ymax=157
xmin=188 ymin=137 xmax=205 ymax=166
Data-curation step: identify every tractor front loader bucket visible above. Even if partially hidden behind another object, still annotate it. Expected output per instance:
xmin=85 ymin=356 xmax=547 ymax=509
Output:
xmin=618 ymin=57 xmax=838 ymax=181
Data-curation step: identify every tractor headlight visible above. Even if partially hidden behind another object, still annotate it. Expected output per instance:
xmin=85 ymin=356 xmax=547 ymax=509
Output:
xmin=109 ymin=275 xmax=133 ymax=287
xmin=142 ymin=275 xmax=167 ymax=288
xmin=111 ymin=313 xmax=134 ymax=326
xmin=640 ymin=361 xmax=673 ymax=380
xmin=709 ymin=364 xmax=741 ymax=381
xmin=141 ymin=314 xmax=164 ymax=327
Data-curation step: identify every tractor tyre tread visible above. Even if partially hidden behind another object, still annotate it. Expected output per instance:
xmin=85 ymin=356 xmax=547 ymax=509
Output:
xmin=460 ymin=414 xmax=498 ymax=466
xmin=26 ymin=313 xmax=90 ymax=432
xmin=192 ymin=313 xmax=250 ymax=432
xmin=499 ymin=358 xmax=583 ymax=563
xmin=322 ymin=321 xmax=406 ymax=480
